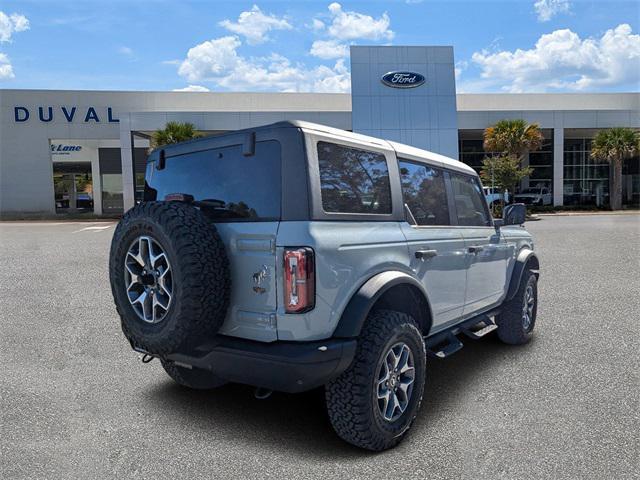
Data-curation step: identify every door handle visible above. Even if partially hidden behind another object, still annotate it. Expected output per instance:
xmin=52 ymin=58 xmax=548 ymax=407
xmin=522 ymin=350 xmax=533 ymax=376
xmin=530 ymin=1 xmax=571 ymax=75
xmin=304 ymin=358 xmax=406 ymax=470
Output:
xmin=468 ymin=245 xmax=484 ymax=254
xmin=415 ymin=249 xmax=438 ymax=260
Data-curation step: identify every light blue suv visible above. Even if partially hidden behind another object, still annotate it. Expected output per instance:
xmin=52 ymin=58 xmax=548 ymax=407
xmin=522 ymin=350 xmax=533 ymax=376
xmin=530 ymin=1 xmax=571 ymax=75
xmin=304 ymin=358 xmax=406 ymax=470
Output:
xmin=109 ymin=121 xmax=540 ymax=451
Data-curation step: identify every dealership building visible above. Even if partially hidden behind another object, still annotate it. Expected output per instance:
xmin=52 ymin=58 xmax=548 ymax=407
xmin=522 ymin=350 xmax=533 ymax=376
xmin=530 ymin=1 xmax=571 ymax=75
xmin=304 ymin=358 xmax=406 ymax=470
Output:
xmin=1 ymin=46 xmax=638 ymax=216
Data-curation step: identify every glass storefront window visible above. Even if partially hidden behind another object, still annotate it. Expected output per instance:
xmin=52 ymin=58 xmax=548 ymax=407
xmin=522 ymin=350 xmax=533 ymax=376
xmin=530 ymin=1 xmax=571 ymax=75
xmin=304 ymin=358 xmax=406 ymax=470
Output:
xmin=459 ymin=130 xmax=554 ymax=194
xmin=52 ymin=162 xmax=94 ymax=213
xmin=563 ymin=137 xmax=610 ymax=206
xmin=102 ymin=174 xmax=124 ymax=213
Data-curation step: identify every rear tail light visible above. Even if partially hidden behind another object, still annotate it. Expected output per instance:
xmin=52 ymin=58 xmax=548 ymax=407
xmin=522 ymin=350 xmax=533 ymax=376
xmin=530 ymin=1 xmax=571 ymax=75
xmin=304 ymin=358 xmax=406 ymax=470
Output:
xmin=283 ymin=247 xmax=315 ymax=313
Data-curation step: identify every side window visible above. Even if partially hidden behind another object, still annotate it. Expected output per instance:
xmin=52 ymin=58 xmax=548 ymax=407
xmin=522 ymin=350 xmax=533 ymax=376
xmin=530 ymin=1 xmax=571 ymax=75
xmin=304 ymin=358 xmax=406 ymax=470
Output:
xmin=399 ymin=160 xmax=450 ymax=226
xmin=450 ymin=173 xmax=492 ymax=226
xmin=317 ymin=141 xmax=392 ymax=214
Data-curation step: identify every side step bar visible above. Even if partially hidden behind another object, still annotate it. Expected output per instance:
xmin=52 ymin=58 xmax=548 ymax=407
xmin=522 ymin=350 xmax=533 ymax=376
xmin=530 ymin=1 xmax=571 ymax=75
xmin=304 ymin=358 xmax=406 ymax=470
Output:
xmin=425 ymin=313 xmax=498 ymax=359
xmin=461 ymin=318 xmax=498 ymax=340
xmin=426 ymin=333 xmax=463 ymax=359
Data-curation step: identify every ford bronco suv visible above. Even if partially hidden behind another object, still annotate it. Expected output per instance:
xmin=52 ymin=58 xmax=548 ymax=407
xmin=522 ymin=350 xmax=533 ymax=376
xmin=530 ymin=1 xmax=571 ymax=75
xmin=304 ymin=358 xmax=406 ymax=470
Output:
xmin=109 ymin=121 xmax=539 ymax=451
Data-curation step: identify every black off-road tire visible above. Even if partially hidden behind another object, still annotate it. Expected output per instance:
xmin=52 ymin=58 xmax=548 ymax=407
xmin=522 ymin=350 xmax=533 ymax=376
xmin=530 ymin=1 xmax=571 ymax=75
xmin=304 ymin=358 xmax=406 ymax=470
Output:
xmin=496 ymin=270 xmax=537 ymax=345
xmin=160 ymin=359 xmax=227 ymax=390
xmin=325 ymin=310 xmax=426 ymax=451
xmin=109 ymin=202 xmax=230 ymax=355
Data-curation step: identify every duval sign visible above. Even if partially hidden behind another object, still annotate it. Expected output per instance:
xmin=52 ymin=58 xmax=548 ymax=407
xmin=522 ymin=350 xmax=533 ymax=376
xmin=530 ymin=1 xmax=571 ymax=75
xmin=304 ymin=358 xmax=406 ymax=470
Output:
xmin=381 ymin=71 xmax=426 ymax=88
xmin=13 ymin=106 xmax=119 ymax=123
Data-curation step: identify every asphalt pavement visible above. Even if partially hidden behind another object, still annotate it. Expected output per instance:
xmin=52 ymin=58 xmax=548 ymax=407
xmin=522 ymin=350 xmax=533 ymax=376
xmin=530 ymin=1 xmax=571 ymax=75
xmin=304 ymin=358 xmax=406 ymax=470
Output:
xmin=1 ymin=215 xmax=638 ymax=479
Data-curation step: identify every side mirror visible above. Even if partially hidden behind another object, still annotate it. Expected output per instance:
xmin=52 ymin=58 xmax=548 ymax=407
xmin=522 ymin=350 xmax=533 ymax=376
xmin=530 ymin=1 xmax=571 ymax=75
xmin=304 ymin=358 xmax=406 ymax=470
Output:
xmin=503 ymin=203 xmax=526 ymax=226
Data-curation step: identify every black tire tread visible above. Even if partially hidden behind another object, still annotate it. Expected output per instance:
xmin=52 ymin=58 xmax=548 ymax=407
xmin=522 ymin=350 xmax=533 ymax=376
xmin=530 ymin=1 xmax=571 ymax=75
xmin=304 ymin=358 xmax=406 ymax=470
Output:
xmin=109 ymin=202 xmax=230 ymax=355
xmin=496 ymin=269 xmax=537 ymax=345
xmin=325 ymin=309 xmax=426 ymax=451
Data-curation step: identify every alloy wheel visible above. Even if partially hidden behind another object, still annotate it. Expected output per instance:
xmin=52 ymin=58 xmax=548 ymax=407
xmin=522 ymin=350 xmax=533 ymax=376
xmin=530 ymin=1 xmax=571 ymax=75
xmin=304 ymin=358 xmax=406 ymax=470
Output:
xmin=376 ymin=342 xmax=415 ymax=422
xmin=522 ymin=284 xmax=535 ymax=331
xmin=124 ymin=236 xmax=173 ymax=323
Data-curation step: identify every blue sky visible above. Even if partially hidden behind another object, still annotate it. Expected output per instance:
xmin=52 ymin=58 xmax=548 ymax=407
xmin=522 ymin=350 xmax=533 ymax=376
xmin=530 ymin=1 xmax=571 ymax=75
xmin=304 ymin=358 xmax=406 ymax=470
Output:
xmin=0 ymin=0 xmax=638 ymax=93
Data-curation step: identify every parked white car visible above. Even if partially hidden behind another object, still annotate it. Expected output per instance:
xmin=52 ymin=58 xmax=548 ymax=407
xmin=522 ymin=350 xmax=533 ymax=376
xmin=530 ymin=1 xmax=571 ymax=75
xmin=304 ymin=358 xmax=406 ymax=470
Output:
xmin=514 ymin=187 xmax=552 ymax=206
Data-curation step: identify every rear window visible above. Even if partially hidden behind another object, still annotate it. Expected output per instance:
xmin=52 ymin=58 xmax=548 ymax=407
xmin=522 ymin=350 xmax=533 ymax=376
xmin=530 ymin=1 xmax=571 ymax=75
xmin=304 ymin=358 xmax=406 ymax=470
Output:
xmin=317 ymin=141 xmax=391 ymax=214
xmin=145 ymin=140 xmax=281 ymax=221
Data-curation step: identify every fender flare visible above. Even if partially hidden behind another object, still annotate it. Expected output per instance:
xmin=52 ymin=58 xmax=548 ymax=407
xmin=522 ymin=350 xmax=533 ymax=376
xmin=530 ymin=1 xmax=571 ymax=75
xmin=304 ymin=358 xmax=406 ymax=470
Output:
xmin=506 ymin=249 xmax=540 ymax=301
xmin=332 ymin=271 xmax=433 ymax=338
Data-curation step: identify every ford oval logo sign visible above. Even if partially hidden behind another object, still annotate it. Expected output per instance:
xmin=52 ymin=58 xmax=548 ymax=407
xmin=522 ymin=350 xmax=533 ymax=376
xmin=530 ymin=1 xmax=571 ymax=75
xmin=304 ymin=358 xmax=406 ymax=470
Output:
xmin=381 ymin=71 xmax=425 ymax=88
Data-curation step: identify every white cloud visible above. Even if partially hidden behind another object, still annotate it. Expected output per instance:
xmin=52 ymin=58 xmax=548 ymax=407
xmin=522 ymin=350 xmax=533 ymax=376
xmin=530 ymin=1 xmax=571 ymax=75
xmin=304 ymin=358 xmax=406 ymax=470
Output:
xmin=173 ymin=85 xmax=210 ymax=92
xmin=219 ymin=5 xmax=291 ymax=45
xmin=0 ymin=11 xmax=29 ymax=43
xmin=454 ymin=60 xmax=468 ymax=80
xmin=178 ymin=36 xmax=243 ymax=82
xmin=118 ymin=46 xmax=134 ymax=56
xmin=534 ymin=0 xmax=571 ymax=22
xmin=310 ymin=18 xmax=325 ymax=32
xmin=471 ymin=24 xmax=640 ymax=92
xmin=324 ymin=3 xmax=393 ymax=41
xmin=310 ymin=39 xmax=348 ymax=59
xmin=177 ymin=35 xmax=350 ymax=92
xmin=0 ymin=52 xmax=14 ymax=79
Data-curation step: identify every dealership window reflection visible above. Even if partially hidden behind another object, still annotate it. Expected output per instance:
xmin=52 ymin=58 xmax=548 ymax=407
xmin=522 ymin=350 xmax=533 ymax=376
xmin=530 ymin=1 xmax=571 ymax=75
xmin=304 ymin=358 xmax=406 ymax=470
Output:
xmin=52 ymin=162 xmax=94 ymax=213
xmin=101 ymin=174 xmax=124 ymax=213
xmin=563 ymin=138 xmax=609 ymax=207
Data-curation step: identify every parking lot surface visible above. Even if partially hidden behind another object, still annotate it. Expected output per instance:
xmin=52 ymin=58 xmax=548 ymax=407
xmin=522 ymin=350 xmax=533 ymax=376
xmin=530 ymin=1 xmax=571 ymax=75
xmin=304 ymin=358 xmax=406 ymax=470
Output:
xmin=1 ymin=215 xmax=638 ymax=479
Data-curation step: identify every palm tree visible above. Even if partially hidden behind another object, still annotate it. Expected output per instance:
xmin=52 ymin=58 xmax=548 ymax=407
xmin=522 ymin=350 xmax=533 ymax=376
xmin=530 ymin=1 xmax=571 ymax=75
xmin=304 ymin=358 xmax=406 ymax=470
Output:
xmin=481 ymin=119 xmax=544 ymax=208
xmin=151 ymin=121 xmax=202 ymax=149
xmin=483 ymin=119 xmax=544 ymax=158
xmin=590 ymin=127 xmax=640 ymax=210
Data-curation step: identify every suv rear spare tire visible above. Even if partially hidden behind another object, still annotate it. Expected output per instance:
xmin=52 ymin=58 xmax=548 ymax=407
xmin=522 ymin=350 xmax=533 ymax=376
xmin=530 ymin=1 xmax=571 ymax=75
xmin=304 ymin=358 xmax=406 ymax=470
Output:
xmin=109 ymin=202 xmax=230 ymax=355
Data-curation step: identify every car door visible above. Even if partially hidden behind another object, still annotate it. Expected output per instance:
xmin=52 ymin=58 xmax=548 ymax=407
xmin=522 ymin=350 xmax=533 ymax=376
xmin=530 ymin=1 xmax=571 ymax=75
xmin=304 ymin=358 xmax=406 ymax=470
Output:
xmin=398 ymin=159 xmax=468 ymax=330
xmin=449 ymin=172 xmax=510 ymax=315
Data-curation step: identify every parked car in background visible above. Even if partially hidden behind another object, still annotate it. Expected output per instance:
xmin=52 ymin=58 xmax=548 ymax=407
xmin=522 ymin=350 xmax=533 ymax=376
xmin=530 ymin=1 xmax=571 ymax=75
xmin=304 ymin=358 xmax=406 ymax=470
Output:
xmin=483 ymin=187 xmax=510 ymax=207
xmin=514 ymin=187 xmax=552 ymax=206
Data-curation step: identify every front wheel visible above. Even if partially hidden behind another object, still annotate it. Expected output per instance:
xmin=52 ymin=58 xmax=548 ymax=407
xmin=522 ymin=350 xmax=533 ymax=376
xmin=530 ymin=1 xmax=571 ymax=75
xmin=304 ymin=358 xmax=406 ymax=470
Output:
xmin=325 ymin=310 xmax=426 ymax=451
xmin=496 ymin=270 xmax=537 ymax=345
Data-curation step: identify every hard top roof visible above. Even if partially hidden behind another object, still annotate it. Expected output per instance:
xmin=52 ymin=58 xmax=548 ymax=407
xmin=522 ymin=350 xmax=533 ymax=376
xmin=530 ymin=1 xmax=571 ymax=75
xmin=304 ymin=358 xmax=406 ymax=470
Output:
xmin=156 ymin=120 xmax=476 ymax=175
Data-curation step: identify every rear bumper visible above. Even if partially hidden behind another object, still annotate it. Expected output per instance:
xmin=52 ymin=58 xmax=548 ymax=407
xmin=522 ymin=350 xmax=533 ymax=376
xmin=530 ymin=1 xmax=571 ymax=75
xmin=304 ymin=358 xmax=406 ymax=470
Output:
xmin=164 ymin=336 xmax=357 ymax=393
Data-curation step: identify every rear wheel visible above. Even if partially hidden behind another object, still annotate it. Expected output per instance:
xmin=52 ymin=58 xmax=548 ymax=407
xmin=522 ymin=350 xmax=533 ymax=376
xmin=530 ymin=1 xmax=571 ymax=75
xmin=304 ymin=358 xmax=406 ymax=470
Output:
xmin=161 ymin=359 xmax=227 ymax=390
xmin=496 ymin=270 xmax=537 ymax=345
xmin=325 ymin=310 xmax=426 ymax=451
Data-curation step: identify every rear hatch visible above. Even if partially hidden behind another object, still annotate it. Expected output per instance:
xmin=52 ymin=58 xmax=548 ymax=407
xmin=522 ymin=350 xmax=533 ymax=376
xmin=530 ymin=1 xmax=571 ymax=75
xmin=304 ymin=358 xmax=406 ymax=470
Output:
xmin=145 ymin=138 xmax=282 ymax=342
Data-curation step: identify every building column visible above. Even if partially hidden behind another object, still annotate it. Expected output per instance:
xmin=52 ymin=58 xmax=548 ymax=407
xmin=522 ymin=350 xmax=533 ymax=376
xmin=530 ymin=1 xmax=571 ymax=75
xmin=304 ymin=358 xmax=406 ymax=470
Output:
xmin=120 ymin=115 xmax=136 ymax=211
xmin=91 ymin=149 xmax=103 ymax=215
xmin=553 ymin=127 xmax=564 ymax=206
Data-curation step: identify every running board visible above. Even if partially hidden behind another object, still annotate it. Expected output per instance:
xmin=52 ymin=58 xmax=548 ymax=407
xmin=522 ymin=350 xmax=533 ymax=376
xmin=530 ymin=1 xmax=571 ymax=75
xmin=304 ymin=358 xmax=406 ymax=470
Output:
xmin=424 ymin=312 xmax=500 ymax=359
xmin=426 ymin=333 xmax=463 ymax=359
xmin=461 ymin=318 xmax=498 ymax=340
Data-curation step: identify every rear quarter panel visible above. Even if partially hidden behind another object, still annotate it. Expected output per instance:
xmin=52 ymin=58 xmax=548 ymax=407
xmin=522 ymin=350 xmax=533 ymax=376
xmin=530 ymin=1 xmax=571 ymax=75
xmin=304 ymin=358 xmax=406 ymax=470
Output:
xmin=275 ymin=221 xmax=411 ymax=341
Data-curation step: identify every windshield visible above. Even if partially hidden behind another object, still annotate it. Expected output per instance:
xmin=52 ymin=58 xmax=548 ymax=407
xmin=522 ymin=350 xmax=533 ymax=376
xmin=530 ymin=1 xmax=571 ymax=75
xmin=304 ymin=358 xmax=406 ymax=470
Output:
xmin=520 ymin=188 xmax=540 ymax=194
xmin=144 ymin=140 xmax=281 ymax=221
